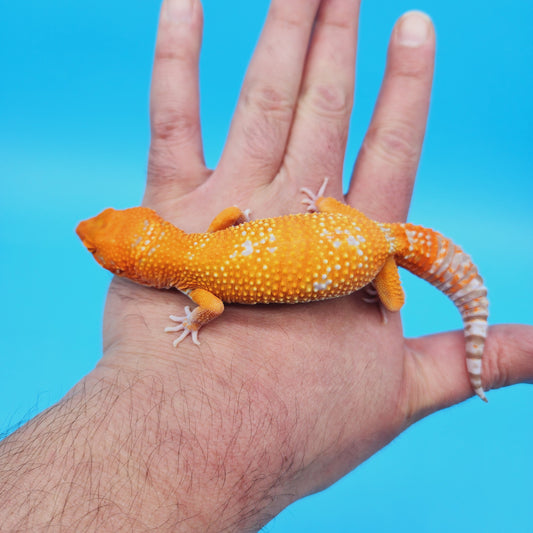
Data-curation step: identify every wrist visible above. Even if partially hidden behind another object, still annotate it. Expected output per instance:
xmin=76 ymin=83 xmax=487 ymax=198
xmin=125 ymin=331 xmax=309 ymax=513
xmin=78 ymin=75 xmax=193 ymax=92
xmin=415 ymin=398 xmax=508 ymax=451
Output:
xmin=100 ymin=357 xmax=298 ymax=531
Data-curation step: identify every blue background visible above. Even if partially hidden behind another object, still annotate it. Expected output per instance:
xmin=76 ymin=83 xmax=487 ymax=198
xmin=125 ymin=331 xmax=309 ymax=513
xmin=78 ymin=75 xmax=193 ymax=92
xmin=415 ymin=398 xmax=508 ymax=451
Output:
xmin=1 ymin=1 xmax=532 ymax=531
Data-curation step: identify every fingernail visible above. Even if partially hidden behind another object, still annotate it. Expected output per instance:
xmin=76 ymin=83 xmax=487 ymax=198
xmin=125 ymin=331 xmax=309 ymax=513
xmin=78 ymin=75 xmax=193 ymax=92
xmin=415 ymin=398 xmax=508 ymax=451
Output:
xmin=164 ymin=0 xmax=194 ymax=23
xmin=397 ymin=11 xmax=430 ymax=47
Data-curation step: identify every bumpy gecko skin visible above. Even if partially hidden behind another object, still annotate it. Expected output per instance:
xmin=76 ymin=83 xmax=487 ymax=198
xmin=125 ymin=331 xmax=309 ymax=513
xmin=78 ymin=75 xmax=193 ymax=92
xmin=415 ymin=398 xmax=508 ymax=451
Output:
xmin=76 ymin=181 xmax=489 ymax=401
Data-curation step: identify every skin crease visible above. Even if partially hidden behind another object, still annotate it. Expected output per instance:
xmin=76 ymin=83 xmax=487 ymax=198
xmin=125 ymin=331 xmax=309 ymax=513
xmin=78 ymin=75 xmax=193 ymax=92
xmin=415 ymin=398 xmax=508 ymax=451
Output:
xmin=0 ymin=1 xmax=532 ymax=531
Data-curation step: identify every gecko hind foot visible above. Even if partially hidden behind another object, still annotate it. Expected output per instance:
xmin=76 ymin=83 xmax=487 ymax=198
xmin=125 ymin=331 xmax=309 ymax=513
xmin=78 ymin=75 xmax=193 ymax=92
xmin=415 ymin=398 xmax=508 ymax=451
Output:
xmin=164 ymin=306 xmax=200 ymax=346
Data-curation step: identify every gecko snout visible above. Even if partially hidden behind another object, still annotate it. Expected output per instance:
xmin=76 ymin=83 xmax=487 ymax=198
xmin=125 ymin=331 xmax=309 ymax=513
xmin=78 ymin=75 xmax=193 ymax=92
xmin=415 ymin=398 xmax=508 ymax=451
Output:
xmin=76 ymin=220 xmax=96 ymax=253
xmin=76 ymin=208 xmax=117 ymax=254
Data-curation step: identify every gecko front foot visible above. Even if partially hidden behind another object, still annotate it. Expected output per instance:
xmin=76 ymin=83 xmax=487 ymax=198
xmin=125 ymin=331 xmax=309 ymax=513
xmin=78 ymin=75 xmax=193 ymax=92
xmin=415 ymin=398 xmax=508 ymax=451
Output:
xmin=164 ymin=306 xmax=200 ymax=346
xmin=301 ymin=177 xmax=329 ymax=212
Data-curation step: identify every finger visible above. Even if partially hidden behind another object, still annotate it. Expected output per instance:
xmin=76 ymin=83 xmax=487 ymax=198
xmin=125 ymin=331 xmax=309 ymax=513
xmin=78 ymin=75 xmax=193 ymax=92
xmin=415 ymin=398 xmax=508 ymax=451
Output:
xmin=214 ymin=0 xmax=321 ymax=191
xmin=145 ymin=0 xmax=206 ymax=203
xmin=278 ymin=0 xmax=359 ymax=198
xmin=348 ymin=11 xmax=435 ymax=222
xmin=402 ymin=325 xmax=533 ymax=423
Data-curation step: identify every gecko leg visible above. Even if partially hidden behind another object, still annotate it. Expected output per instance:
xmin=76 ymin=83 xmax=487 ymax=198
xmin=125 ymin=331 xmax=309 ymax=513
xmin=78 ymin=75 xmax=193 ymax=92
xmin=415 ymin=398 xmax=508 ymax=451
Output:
xmin=165 ymin=289 xmax=224 ymax=346
xmin=373 ymin=255 xmax=405 ymax=319
xmin=207 ymin=206 xmax=251 ymax=232
xmin=301 ymin=177 xmax=329 ymax=212
xmin=301 ymin=178 xmax=361 ymax=217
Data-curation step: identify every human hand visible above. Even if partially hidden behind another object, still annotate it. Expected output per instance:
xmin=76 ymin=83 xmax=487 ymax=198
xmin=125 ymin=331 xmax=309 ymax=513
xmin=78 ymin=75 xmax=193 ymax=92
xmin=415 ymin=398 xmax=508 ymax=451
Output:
xmin=95 ymin=0 xmax=533 ymax=528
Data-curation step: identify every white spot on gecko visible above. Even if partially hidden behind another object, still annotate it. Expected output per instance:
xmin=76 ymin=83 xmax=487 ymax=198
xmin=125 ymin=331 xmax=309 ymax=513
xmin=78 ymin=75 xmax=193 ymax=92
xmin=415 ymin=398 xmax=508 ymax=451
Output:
xmin=241 ymin=240 xmax=254 ymax=256
xmin=313 ymin=279 xmax=332 ymax=291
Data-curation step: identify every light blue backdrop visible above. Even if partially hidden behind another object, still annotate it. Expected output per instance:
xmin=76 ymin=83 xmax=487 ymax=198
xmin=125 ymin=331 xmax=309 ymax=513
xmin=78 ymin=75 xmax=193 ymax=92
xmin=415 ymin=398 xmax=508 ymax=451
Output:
xmin=1 ymin=1 xmax=531 ymax=531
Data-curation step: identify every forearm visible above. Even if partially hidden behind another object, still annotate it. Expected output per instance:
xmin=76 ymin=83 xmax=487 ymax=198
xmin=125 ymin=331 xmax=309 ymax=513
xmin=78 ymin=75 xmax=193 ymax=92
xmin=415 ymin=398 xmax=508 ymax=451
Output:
xmin=0 ymin=363 xmax=295 ymax=532
xmin=0 ymin=373 xmax=152 ymax=530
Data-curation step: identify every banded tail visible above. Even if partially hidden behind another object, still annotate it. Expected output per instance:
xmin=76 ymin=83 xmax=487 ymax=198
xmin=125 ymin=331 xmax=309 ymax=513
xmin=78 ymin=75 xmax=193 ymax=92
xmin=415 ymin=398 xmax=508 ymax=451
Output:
xmin=390 ymin=222 xmax=489 ymax=401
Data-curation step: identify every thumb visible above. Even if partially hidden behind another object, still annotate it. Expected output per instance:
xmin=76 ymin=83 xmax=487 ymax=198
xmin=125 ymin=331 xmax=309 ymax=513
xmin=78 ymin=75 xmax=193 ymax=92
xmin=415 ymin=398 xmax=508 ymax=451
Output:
xmin=402 ymin=324 xmax=533 ymax=422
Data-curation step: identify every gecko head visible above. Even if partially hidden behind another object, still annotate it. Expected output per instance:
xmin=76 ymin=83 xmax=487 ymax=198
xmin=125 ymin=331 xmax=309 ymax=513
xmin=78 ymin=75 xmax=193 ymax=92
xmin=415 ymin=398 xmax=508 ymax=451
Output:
xmin=76 ymin=207 xmax=158 ymax=278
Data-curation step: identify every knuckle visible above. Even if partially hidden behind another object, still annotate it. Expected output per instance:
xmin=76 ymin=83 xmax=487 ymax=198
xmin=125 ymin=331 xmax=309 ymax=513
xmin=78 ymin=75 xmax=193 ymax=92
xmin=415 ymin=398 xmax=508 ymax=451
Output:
xmin=154 ymin=44 xmax=189 ymax=64
xmin=151 ymin=108 xmax=199 ymax=144
xmin=269 ymin=2 xmax=310 ymax=30
xmin=363 ymin=122 xmax=420 ymax=166
xmin=484 ymin=333 xmax=510 ymax=392
xmin=303 ymin=83 xmax=352 ymax=119
xmin=242 ymin=82 xmax=294 ymax=122
xmin=388 ymin=52 xmax=433 ymax=80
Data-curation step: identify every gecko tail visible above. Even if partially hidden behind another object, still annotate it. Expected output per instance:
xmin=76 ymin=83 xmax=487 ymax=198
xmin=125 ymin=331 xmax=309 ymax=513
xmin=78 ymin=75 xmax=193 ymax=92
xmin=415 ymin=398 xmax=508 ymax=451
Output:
xmin=390 ymin=223 xmax=489 ymax=401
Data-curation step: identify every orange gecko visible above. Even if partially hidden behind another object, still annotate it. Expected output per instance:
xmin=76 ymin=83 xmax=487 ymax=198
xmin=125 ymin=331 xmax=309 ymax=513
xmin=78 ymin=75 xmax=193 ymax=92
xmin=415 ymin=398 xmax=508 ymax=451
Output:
xmin=77 ymin=180 xmax=489 ymax=401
